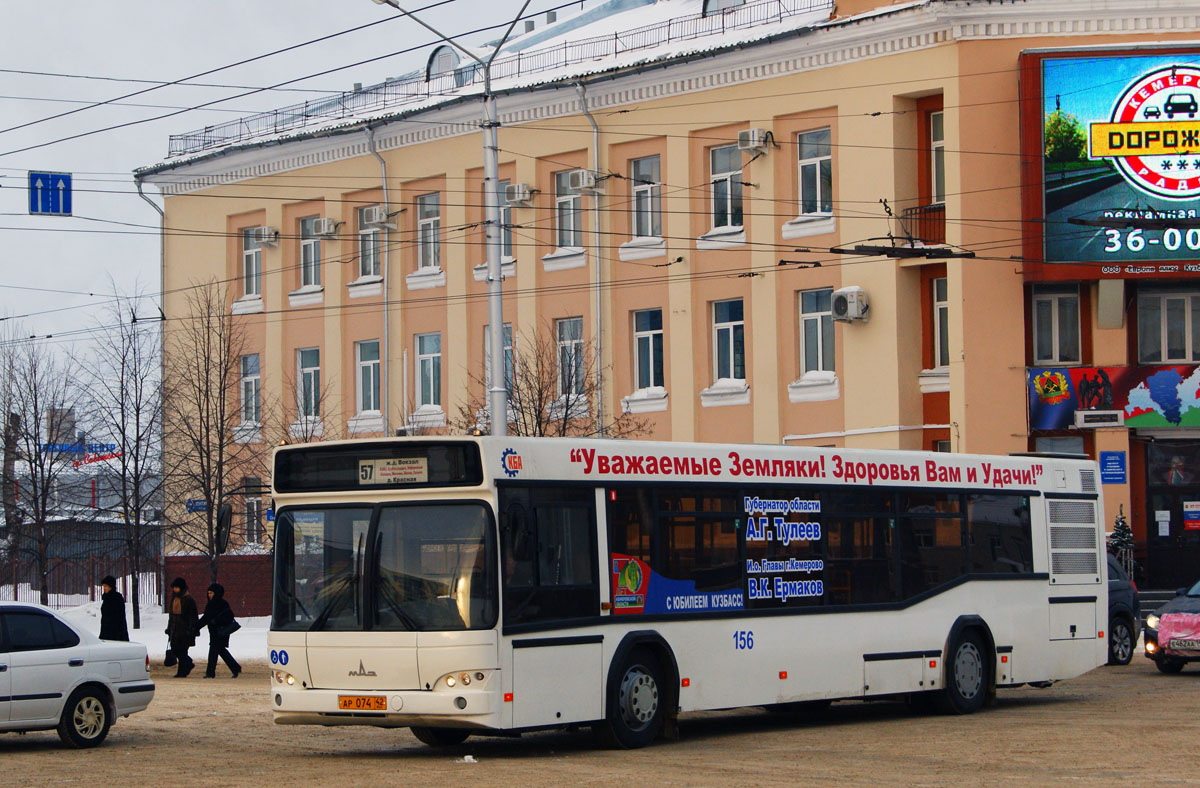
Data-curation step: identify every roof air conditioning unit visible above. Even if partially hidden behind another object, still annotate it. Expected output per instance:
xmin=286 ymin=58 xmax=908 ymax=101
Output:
xmin=1074 ymin=410 xmax=1125 ymax=428
xmin=254 ymin=226 xmax=278 ymax=246
xmin=568 ymin=169 xmax=601 ymax=192
xmin=737 ymin=128 xmax=770 ymax=152
xmin=832 ymin=286 xmax=869 ymax=323
xmin=504 ymin=182 xmax=533 ymax=205
xmin=312 ymin=217 xmax=339 ymax=237
xmin=361 ymin=206 xmax=394 ymax=228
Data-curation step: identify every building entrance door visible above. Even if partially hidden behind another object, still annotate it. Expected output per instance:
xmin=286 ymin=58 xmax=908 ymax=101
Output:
xmin=1145 ymin=441 xmax=1200 ymax=590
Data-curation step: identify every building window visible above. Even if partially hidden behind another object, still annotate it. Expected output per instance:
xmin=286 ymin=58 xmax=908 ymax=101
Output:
xmin=300 ymin=217 xmax=321 ymax=287
xmin=297 ymin=347 xmax=320 ymax=418
xmin=356 ymin=340 xmax=380 ymax=414
xmin=243 ymin=478 xmax=263 ymax=544
xmin=1033 ymin=285 xmax=1080 ymax=364
xmin=555 ymin=171 xmax=583 ymax=248
xmin=797 ymin=128 xmax=832 ymax=216
xmin=416 ymin=333 xmax=441 ymax=407
xmin=240 ymin=354 xmax=261 ymax=424
xmin=1139 ymin=291 xmax=1200 ymax=363
xmin=713 ymin=299 xmax=745 ymax=381
xmin=631 ymin=156 xmax=662 ymax=238
xmin=485 ymin=323 xmax=514 ymax=396
xmin=930 ymin=111 xmax=946 ymax=205
xmin=633 ymin=309 xmax=664 ymax=390
xmin=242 ymin=229 xmax=261 ymax=296
xmin=556 ymin=317 xmax=584 ymax=396
xmin=934 ymin=440 xmax=952 ymax=452
xmin=800 ymin=288 xmax=834 ymax=374
xmin=417 ymin=193 xmax=440 ymax=270
xmin=496 ymin=180 xmax=513 ymax=258
xmin=710 ymin=145 xmax=743 ymax=229
xmin=933 ymin=277 xmax=949 ymax=369
xmin=358 ymin=207 xmax=380 ymax=278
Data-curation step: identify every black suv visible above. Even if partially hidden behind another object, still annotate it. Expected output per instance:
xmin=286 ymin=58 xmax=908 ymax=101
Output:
xmin=1107 ymin=554 xmax=1140 ymax=666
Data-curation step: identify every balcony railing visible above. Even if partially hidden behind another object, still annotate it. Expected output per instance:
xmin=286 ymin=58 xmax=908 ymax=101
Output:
xmin=900 ymin=203 xmax=946 ymax=246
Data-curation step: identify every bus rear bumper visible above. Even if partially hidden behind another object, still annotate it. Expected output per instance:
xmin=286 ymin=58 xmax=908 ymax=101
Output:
xmin=270 ymin=687 xmax=499 ymax=728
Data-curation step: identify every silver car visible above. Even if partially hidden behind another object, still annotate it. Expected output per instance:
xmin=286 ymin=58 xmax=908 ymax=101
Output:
xmin=0 ymin=603 xmax=154 ymax=747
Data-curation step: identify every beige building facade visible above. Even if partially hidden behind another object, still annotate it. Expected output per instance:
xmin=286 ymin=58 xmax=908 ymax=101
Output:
xmin=140 ymin=0 xmax=1200 ymax=586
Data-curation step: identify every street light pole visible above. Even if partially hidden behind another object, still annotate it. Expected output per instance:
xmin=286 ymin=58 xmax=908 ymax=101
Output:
xmin=372 ymin=0 xmax=531 ymax=436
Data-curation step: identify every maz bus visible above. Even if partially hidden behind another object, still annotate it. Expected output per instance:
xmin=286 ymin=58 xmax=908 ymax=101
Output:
xmin=267 ymin=437 xmax=1107 ymax=748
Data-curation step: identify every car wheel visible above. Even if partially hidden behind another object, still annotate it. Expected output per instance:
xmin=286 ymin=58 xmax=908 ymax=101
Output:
xmin=410 ymin=727 xmax=470 ymax=747
xmin=937 ymin=630 xmax=989 ymax=715
xmin=1107 ymin=617 xmax=1135 ymax=666
xmin=57 ymin=687 xmax=112 ymax=749
xmin=595 ymin=647 xmax=665 ymax=749
xmin=1155 ymin=657 xmax=1185 ymax=674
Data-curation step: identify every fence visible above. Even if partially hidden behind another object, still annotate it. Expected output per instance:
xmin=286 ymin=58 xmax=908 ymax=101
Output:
xmin=0 ymin=565 xmax=162 ymax=611
xmin=167 ymin=0 xmax=833 ymax=157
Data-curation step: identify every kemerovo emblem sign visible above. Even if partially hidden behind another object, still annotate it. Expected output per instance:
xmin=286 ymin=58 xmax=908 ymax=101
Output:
xmin=1090 ymin=65 xmax=1200 ymax=199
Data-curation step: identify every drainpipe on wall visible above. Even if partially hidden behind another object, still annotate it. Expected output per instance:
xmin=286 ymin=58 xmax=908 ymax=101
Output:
xmin=365 ymin=126 xmax=393 ymax=435
xmin=575 ymin=82 xmax=604 ymax=437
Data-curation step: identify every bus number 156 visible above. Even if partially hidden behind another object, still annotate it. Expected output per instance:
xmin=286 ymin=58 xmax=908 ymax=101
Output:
xmin=733 ymin=630 xmax=754 ymax=650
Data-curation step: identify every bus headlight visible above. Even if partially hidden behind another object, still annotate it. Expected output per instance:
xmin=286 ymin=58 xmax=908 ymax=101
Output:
xmin=445 ymin=676 xmax=456 ymax=688
xmin=274 ymin=670 xmax=297 ymax=686
xmin=459 ymin=673 xmax=471 ymax=686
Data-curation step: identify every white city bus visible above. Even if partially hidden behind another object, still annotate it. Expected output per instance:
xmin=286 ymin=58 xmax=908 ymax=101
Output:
xmin=266 ymin=437 xmax=1107 ymax=748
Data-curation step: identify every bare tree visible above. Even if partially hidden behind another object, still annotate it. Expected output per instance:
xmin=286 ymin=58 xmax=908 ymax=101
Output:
xmin=452 ymin=323 xmax=648 ymax=438
xmin=162 ymin=281 xmax=270 ymax=581
xmin=0 ymin=336 xmax=83 ymax=605
xmin=88 ymin=285 xmax=165 ymax=628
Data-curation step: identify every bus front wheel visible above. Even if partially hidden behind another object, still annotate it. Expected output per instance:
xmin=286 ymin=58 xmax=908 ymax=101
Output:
xmin=410 ymin=726 xmax=470 ymax=747
xmin=596 ymin=648 xmax=665 ymax=749
xmin=938 ymin=630 xmax=989 ymax=715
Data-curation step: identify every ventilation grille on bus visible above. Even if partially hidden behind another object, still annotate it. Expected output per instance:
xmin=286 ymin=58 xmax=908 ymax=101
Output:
xmin=1079 ymin=469 xmax=1097 ymax=494
xmin=1047 ymin=499 xmax=1099 ymax=581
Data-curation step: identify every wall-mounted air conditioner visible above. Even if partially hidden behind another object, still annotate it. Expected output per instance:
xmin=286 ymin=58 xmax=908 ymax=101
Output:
xmin=737 ymin=128 xmax=770 ymax=152
xmin=311 ymin=217 xmax=339 ymax=237
xmin=568 ymin=169 xmax=601 ymax=192
xmin=361 ymin=206 xmax=394 ymax=228
xmin=504 ymin=182 xmax=533 ymax=205
xmin=832 ymin=286 xmax=869 ymax=322
xmin=254 ymin=226 xmax=278 ymax=246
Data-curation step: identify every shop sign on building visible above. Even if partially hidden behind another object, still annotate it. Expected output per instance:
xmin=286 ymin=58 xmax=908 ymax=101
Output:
xmin=1099 ymin=451 xmax=1127 ymax=484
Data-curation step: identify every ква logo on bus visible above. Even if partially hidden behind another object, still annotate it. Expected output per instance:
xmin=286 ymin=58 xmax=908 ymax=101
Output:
xmin=1090 ymin=65 xmax=1200 ymax=199
xmin=500 ymin=448 xmax=522 ymax=477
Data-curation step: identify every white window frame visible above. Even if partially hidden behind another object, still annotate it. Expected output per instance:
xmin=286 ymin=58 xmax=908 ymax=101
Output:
xmin=556 ymin=317 xmax=585 ymax=396
xmin=555 ymin=171 xmax=583 ymax=248
xmin=933 ymin=277 xmax=950 ymax=370
xmin=631 ymin=156 xmax=662 ymax=239
xmin=1032 ymin=285 xmax=1081 ymax=365
xmin=484 ymin=323 xmax=514 ymax=396
xmin=356 ymin=340 xmax=381 ymax=415
xmin=417 ymin=193 xmax=440 ymax=270
xmin=1138 ymin=290 xmax=1200 ymax=363
xmin=416 ymin=332 xmax=442 ymax=408
xmin=633 ymin=309 xmax=664 ymax=390
xmin=713 ymin=299 xmax=745 ymax=382
xmin=242 ymin=229 xmax=261 ymax=296
xmin=495 ymin=179 xmax=514 ymax=259
xmin=300 ymin=217 xmax=321 ymax=287
xmin=358 ymin=207 xmax=381 ymax=278
xmin=240 ymin=354 xmax=261 ymax=425
xmin=710 ymin=145 xmax=743 ymax=230
xmin=298 ymin=347 xmax=320 ymax=418
xmin=931 ymin=111 xmax=946 ymax=205
xmin=800 ymin=288 xmax=834 ymax=374
xmin=797 ymin=128 xmax=833 ymax=217
xmin=245 ymin=496 xmax=263 ymax=544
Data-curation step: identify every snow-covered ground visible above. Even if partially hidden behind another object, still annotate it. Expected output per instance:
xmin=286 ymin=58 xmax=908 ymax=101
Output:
xmin=59 ymin=602 xmax=271 ymax=665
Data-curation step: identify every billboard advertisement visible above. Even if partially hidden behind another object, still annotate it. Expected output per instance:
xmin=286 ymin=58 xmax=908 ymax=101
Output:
xmin=1029 ymin=364 xmax=1200 ymax=430
xmin=1041 ymin=51 xmax=1200 ymax=272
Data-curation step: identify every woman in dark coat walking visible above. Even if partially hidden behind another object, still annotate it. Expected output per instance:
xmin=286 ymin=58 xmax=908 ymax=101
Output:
xmin=196 ymin=583 xmax=242 ymax=678
xmin=166 ymin=577 xmax=199 ymax=677
xmin=98 ymin=575 xmax=129 ymax=641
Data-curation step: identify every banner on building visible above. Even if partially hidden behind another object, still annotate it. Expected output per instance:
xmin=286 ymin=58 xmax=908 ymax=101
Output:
xmin=1029 ymin=365 xmax=1200 ymax=430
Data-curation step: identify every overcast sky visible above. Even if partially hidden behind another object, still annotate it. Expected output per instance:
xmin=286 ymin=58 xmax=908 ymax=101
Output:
xmin=1 ymin=0 xmax=575 ymax=346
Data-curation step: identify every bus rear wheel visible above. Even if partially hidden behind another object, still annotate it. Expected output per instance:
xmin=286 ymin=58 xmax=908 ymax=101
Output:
xmin=937 ymin=630 xmax=989 ymax=715
xmin=596 ymin=648 xmax=664 ymax=749
xmin=410 ymin=727 xmax=470 ymax=747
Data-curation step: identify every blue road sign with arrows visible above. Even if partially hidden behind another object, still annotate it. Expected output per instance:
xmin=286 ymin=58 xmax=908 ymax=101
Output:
xmin=28 ymin=171 xmax=72 ymax=216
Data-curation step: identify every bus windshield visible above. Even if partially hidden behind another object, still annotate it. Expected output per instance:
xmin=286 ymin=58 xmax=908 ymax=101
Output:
xmin=272 ymin=502 xmax=497 ymax=632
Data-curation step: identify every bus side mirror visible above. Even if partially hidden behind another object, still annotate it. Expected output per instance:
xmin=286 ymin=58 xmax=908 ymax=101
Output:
xmin=216 ymin=503 xmax=234 ymax=554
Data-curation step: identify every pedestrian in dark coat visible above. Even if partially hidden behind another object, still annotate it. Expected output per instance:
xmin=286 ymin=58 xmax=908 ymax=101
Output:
xmin=166 ymin=577 xmax=199 ymax=678
xmin=196 ymin=583 xmax=242 ymax=678
xmin=98 ymin=575 xmax=129 ymax=641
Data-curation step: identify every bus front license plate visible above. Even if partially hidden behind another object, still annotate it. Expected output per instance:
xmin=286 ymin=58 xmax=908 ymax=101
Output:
xmin=1169 ymin=638 xmax=1200 ymax=650
xmin=338 ymin=695 xmax=388 ymax=711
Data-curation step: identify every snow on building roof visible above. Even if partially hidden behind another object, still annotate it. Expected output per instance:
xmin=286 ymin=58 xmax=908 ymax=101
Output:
xmin=139 ymin=0 xmax=858 ymax=174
